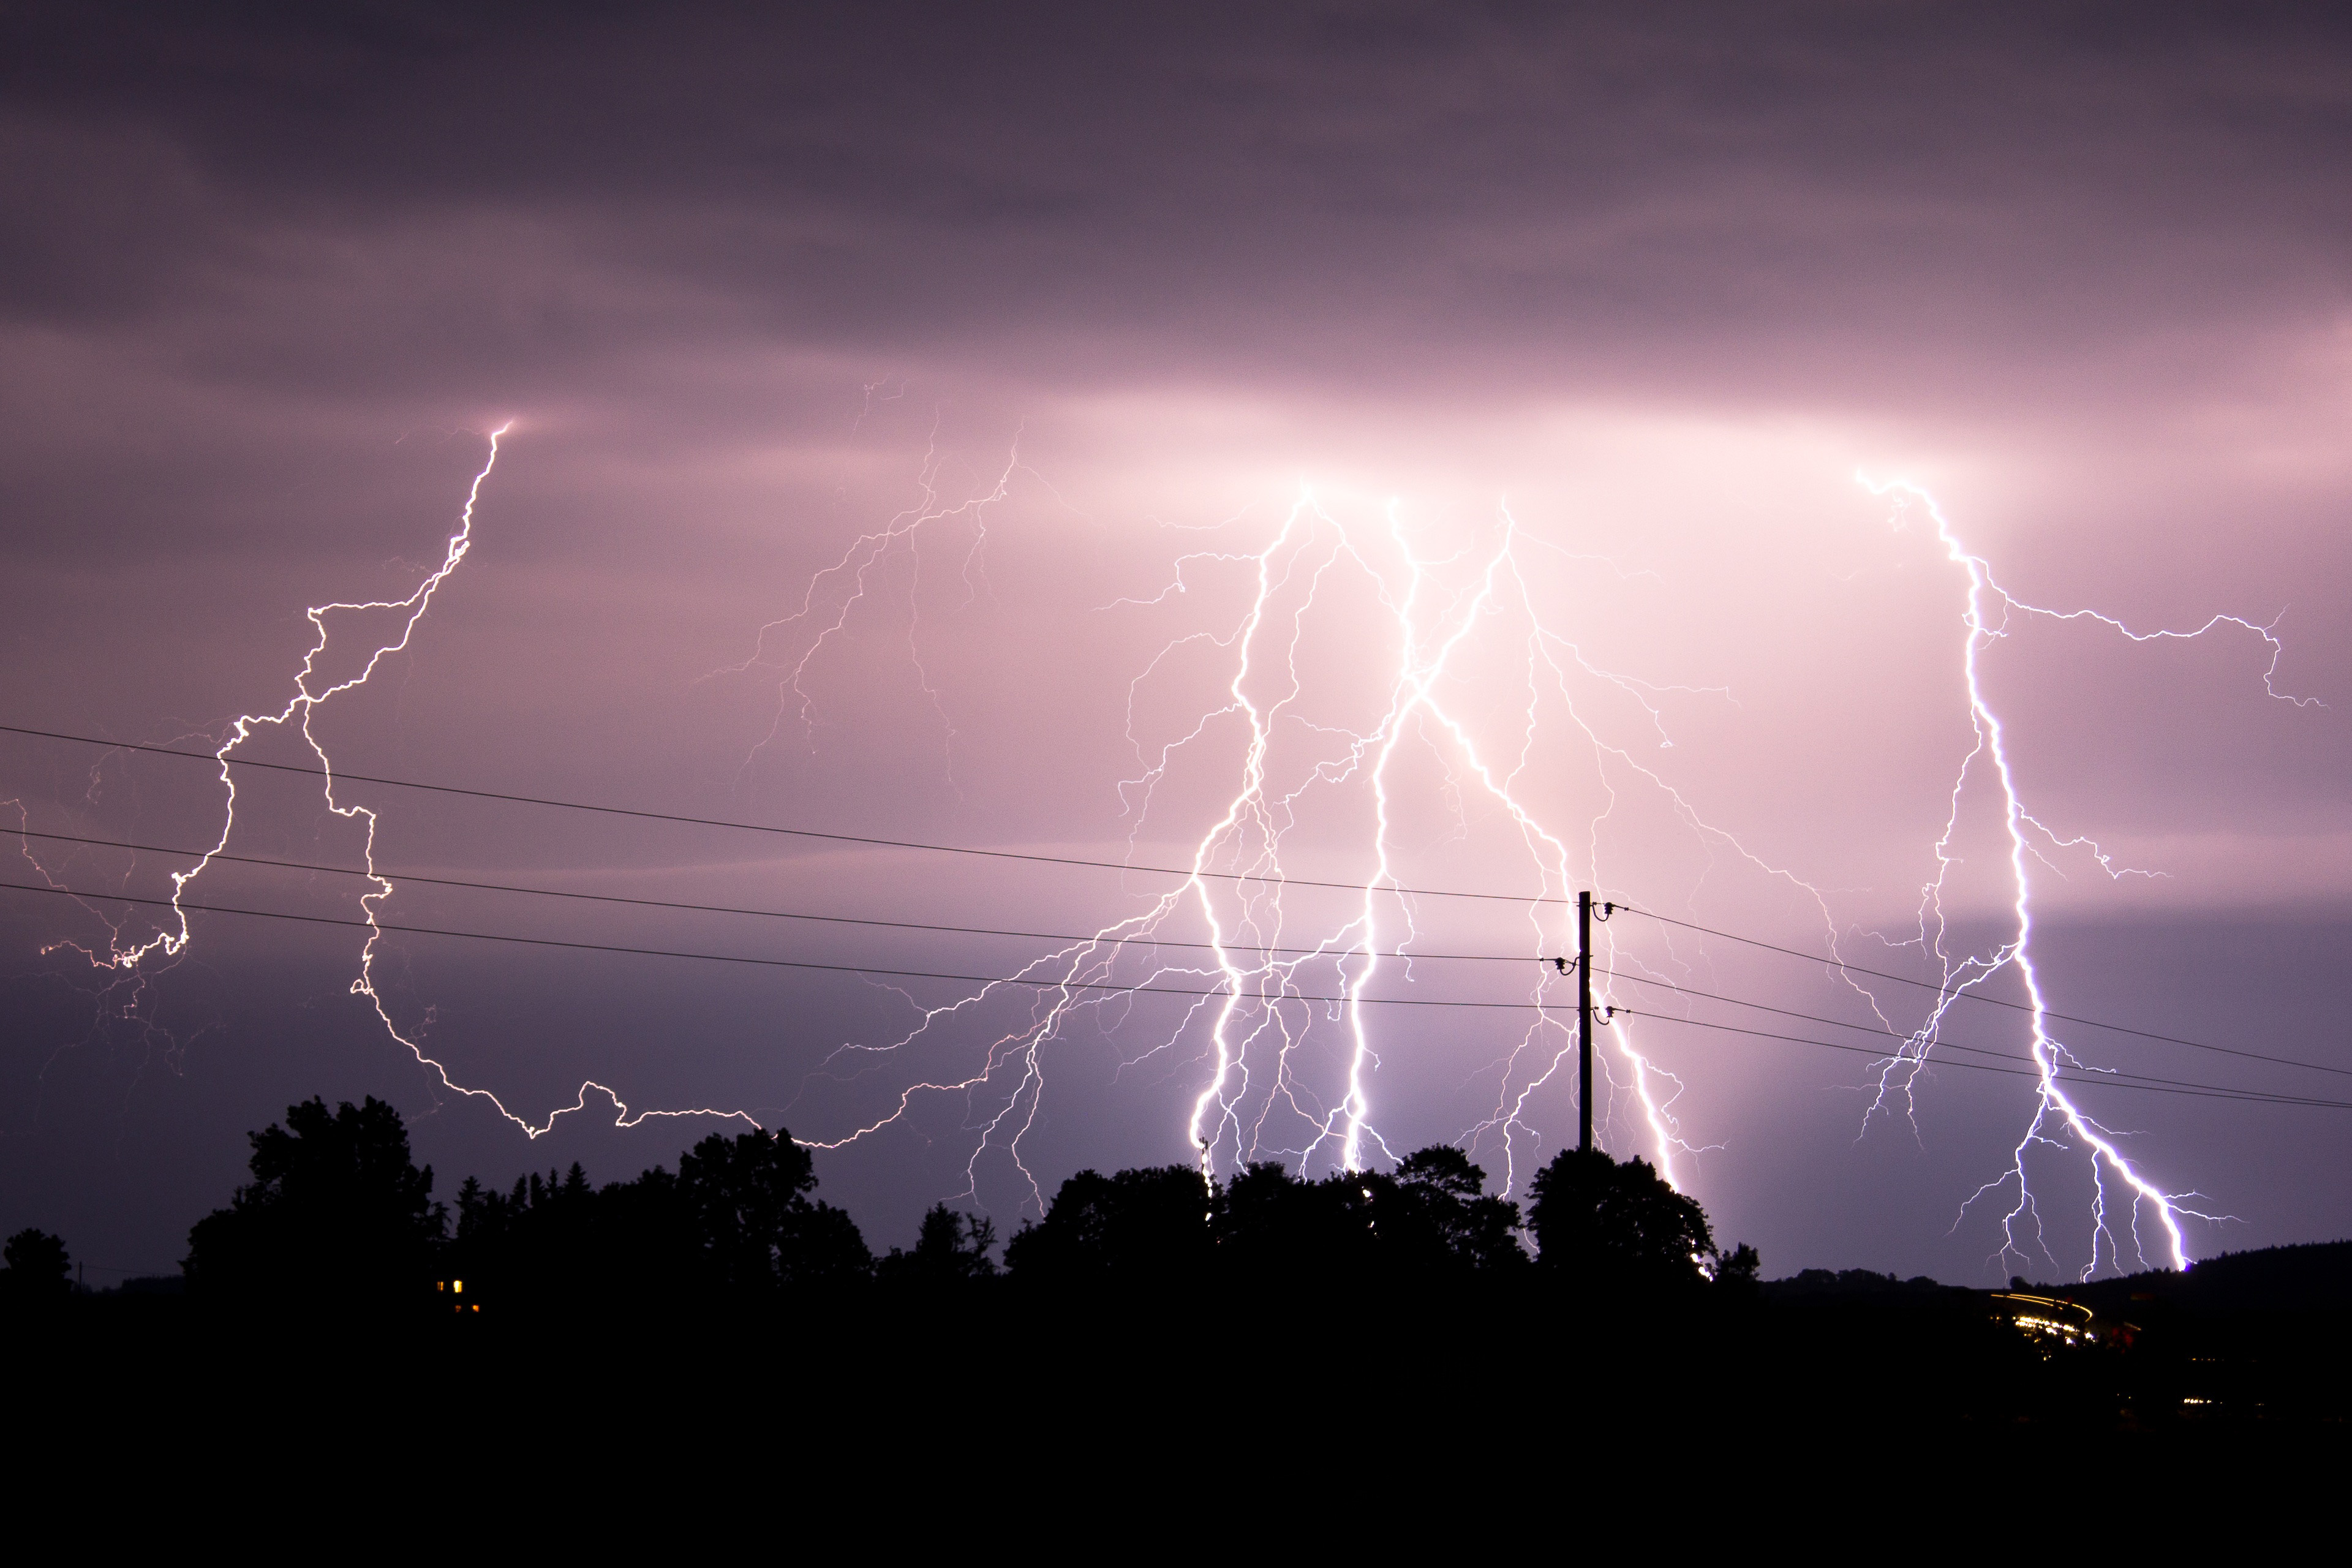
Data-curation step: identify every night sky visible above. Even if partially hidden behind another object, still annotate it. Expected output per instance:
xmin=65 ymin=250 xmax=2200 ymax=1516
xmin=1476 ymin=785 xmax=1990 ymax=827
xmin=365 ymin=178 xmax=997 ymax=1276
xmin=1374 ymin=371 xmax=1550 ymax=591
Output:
xmin=4 ymin=2 xmax=2347 ymax=1286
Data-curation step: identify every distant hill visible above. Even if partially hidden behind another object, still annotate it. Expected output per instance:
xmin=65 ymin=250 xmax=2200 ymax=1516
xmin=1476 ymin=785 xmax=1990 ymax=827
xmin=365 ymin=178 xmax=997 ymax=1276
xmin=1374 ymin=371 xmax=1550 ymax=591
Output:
xmin=1762 ymin=1267 xmax=1972 ymax=1303
xmin=2051 ymin=1239 xmax=2352 ymax=1316
xmin=1763 ymin=1242 xmax=2352 ymax=1315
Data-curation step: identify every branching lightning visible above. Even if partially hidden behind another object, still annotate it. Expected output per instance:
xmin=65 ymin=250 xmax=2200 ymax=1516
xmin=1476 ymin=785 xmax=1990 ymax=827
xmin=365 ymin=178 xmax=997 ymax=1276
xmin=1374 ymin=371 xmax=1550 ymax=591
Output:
xmin=774 ymin=478 xmax=1877 ymax=1208
xmin=719 ymin=420 xmax=1020 ymax=792
xmin=1853 ymin=476 xmax=2309 ymax=1278
xmin=10 ymin=426 xmax=755 ymax=1139
xmin=10 ymin=420 xmax=2316 ymax=1282
xmin=757 ymin=459 xmax=2311 ymax=1280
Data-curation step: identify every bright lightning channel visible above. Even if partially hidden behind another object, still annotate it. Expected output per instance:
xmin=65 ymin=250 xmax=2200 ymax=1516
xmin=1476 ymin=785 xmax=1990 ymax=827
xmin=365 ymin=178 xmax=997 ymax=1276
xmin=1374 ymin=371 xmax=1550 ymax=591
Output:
xmin=769 ymin=477 xmax=1862 ymax=1208
xmin=18 ymin=430 xmax=2305 ymax=1280
xmin=761 ymin=461 xmax=2309 ymax=1282
xmin=13 ymin=426 xmax=755 ymax=1140
xmin=1859 ymin=475 xmax=2309 ymax=1279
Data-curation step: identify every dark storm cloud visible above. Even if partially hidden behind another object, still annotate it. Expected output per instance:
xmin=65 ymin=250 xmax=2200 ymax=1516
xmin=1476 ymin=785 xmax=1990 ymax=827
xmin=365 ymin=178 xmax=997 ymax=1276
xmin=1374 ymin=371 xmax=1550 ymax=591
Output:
xmin=7 ymin=2 xmax=2350 ymax=398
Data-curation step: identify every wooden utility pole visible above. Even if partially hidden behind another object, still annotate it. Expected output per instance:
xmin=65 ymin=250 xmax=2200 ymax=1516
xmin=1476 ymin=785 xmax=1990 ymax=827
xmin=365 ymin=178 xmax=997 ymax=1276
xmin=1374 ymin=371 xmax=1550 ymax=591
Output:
xmin=1577 ymin=889 xmax=1594 ymax=1154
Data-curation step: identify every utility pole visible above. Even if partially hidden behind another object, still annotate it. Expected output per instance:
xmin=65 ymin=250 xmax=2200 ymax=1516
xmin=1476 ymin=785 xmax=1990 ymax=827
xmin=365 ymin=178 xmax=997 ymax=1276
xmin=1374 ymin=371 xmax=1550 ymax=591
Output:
xmin=1577 ymin=889 xmax=1593 ymax=1154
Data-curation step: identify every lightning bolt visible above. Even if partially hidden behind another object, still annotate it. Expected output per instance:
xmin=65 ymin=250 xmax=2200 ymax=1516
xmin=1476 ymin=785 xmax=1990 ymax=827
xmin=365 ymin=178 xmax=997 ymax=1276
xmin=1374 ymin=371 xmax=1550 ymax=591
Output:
xmin=12 ymin=425 xmax=756 ymax=1139
xmin=718 ymin=418 xmax=1019 ymax=794
xmin=17 ymin=420 xmax=2307 ymax=1278
xmin=1858 ymin=475 xmax=2305 ymax=1279
xmin=764 ymin=459 xmax=2309 ymax=1281
xmin=779 ymin=476 xmax=1863 ymax=1209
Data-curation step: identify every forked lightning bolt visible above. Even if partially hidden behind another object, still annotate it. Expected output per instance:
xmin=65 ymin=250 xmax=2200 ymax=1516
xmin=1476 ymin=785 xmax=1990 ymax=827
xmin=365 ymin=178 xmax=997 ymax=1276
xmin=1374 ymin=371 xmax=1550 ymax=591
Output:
xmin=779 ymin=480 xmax=1855 ymax=1206
xmin=13 ymin=426 xmax=754 ymax=1139
xmin=720 ymin=423 xmax=1019 ymax=790
xmin=1860 ymin=476 xmax=2308 ymax=1278
xmin=13 ymin=427 xmax=2313 ymax=1278
xmin=771 ymin=463 xmax=2310 ymax=1279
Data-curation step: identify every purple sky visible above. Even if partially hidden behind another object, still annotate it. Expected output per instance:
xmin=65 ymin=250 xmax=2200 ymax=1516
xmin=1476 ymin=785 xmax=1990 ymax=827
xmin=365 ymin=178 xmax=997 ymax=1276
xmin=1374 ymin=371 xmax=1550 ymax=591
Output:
xmin=3 ymin=3 xmax=2347 ymax=1284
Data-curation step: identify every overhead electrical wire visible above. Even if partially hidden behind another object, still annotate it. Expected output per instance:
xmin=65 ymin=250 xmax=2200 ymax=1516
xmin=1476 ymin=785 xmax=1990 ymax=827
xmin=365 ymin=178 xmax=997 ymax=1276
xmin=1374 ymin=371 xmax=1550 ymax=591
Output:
xmin=1615 ymin=902 xmax=2349 ymax=1080
xmin=0 ymin=722 xmax=1574 ymax=905
xmin=1616 ymin=1008 xmax=2352 ymax=1110
xmin=0 ymin=876 xmax=1565 ymax=1011
xmin=5 ymin=723 xmax=2332 ymax=1084
xmin=18 ymin=824 xmax=2342 ymax=1087
xmin=1586 ymin=963 xmax=2352 ymax=1082
xmin=1 ymin=827 xmax=1541 ymax=965
xmin=3 ymin=876 xmax=2343 ymax=1112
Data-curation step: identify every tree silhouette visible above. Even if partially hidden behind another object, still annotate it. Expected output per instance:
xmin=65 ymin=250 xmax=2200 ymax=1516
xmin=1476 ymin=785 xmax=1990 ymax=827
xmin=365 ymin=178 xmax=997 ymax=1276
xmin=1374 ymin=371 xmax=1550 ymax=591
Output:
xmin=1 ymin=1228 xmax=72 ymax=1303
xmin=590 ymin=1164 xmax=699 ymax=1302
xmin=1376 ymin=1146 xmax=1528 ymax=1275
xmin=1007 ymin=1146 xmax=1530 ymax=1286
xmin=1713 ymin=1242 xmax=1762 ymax=1294
xmin=172 ymin=1092 xmax=1764 ymax=1321
xmin=880 ymin=1204 xmax=998 ymax=1285
xmin=680 ymin=1128 xmax=816 ymax=1292
xmin=443 ymin=1128 xmax=872 ymax=1308
xmin=784 ymin=1200 xmax=878 ymax=1287
xmin=1215 ymin=1159 xmax=1382 ymax=1278
xmin=1005 ymin=1165 xmax=1215 ymax=1283
xmin=677 ymin=1128 xmax=872 ymax=1291
xmin=450 ymin=1162 xmax=612 ymax=1308
xmin=183 ymin=1096 xmax=445 ymax=1305
xmin=1526 ymin=1147 xmax=1722 ymax=1291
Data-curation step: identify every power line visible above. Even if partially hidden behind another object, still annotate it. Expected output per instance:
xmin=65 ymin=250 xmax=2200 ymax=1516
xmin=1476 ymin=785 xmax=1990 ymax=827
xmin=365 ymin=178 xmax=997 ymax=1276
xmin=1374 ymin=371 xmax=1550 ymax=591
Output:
xmin=1613 ymin=993 xmax=2340 ymax=1104
xmin=1588 ymin=963 xmax=2352 ymax=1087
xmin=7 ymin=723 xmax=2328 ymax=1084
xmin=1618 ymin=1009 xmax=2352 ymax=1111
xmin=4 ymin=876 xmax=2341 ymax=1112
xmin=1616 ymin=903 xmax=2350 ymax=1080
xmin=2 ymin=827 xmax=1541 ymax=965
xmin=0 ymin=722 xmax=1570 ymax=906
xmin=0 ymin=877 xmax=1548 ymax=1013
xmin=23 ymin=824 xmax=2323 ymax=1102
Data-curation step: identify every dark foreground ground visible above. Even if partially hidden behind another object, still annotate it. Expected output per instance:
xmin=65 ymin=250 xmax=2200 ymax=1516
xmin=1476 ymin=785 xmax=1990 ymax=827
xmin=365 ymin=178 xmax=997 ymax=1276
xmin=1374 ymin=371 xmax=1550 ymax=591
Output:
xmin=13 ymin=1246 xmax=2350 ymax=1536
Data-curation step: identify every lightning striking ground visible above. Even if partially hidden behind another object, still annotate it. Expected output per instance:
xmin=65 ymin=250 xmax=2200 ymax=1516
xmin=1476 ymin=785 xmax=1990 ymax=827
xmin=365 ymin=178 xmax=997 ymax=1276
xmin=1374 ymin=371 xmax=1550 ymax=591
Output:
xmin=1856 ymin=477 xmax=2309 ymax=1278
xmin=7 ymin=430 xmax=2319 ymax=1281
xmin=752 ymin=462 xmax=2313 ymax=1278
xmin=767 ymin=478 xmax=1875 ymax=1209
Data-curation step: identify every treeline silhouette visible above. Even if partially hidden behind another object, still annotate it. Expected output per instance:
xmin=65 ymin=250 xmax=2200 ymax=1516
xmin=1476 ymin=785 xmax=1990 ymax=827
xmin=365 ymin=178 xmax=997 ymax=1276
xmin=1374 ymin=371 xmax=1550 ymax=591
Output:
xmin=0 ymin=1226 xmax=72 ymax=1304
xmin=173 ymin=1096 xmax=1759 ymax=1312
xmin=15 ymin=1095 xmax=2352 ymax=1452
